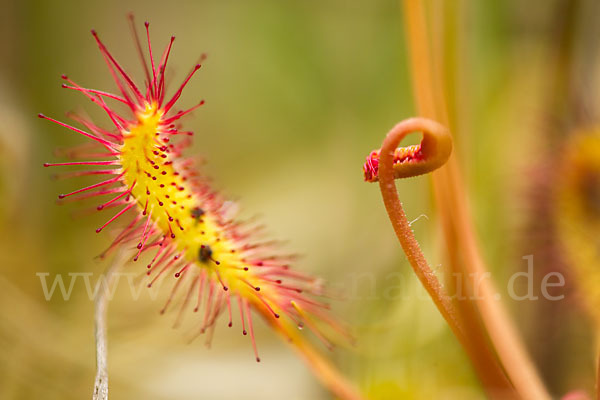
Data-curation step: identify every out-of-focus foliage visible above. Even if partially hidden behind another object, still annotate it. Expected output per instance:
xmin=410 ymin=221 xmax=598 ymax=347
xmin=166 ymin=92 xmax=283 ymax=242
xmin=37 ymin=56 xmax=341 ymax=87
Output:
xmin=556 ymin=131 xmax=600 ymax=326
xmin=1 ymin=0 xmax=599 ymax=399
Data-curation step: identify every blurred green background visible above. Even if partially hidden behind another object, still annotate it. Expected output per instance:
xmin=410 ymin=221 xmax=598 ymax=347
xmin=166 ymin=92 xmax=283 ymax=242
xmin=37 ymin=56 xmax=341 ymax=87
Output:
xmin=1 ymin=0 xmax=599 ymax=399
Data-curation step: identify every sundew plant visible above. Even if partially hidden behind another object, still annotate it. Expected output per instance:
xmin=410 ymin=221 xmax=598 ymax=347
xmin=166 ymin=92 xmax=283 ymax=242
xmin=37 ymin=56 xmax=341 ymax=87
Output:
xmin=3 ymin=1 xmax=600 ymax=399
xmin=40 ymin=15 xmax=362 ymax=400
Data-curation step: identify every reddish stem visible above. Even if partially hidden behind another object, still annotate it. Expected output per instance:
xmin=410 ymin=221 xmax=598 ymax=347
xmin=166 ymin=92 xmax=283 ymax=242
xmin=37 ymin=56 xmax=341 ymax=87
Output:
xmin=377 ymin=118 xmax=463 ymax=336
xmin=375 ymin=117 xmax=516 ymax=398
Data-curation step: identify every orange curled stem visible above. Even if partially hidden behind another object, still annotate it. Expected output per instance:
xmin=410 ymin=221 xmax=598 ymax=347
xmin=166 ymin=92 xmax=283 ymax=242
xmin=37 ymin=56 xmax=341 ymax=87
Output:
xmin=370 ymin=118 xmax=517 ymax=398
xmin=363 ymin=118 xmax=452 ymax=182
xmin=401 ymin=1 xmax=550 ymax=399
xmin=373 ymin=117 xmax=463 ymax=337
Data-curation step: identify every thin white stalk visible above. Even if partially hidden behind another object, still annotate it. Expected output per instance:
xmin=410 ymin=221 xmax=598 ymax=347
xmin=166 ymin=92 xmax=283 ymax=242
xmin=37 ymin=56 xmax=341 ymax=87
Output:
xmin=92 ymin=252 xmax=127 ymax=400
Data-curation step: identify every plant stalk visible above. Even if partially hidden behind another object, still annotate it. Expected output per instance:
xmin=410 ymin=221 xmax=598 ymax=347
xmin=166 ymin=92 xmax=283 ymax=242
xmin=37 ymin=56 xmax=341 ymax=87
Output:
xmin=92 ymin=254 xmax=125 ymax=400
xmin=401 ymin=0 xmax=550 ymax=399
xmin=377 ymin=118 xmax=515 ymax=398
